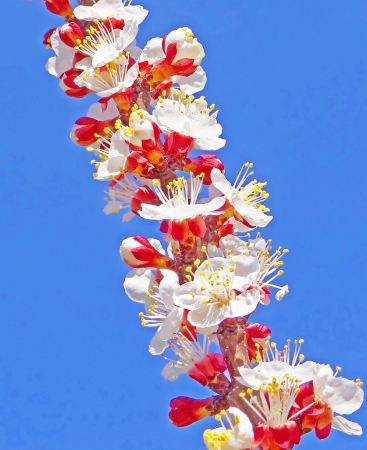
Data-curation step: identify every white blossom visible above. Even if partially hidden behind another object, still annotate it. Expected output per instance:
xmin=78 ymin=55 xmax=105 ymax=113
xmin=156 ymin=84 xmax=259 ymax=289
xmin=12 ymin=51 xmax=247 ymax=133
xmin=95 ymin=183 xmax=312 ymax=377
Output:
xmin=203 ymin=408 xmax=254 ymax=450
xmin=139 ymin=175 xmax=226 ymax=221
xmin=153 ymin=93 xmax=225 ymax=151
xmin=210 ymin=164 xmax=272 ymax=230
xmin=74 ymin=0 xmax=148 ymax=25
xmin=173 ymin=255 xmax=260 ymax=328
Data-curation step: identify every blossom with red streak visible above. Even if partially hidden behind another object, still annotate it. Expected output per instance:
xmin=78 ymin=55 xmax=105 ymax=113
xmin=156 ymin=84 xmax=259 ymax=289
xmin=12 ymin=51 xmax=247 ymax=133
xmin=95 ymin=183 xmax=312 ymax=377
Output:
xmin=121 ymin=107 xmax=162 ymax=164
xmin=152 ymin=27 xmax=204 ymax=83
xmin=210 ymin=164 xmax=272 ymax=232
xmin=291 ymin=365 xmax=363 ymax=438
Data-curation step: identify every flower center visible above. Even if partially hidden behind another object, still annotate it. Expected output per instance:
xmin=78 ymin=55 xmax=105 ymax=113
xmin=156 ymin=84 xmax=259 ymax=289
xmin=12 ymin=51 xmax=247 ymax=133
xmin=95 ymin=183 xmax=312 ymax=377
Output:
xmin=152 ymin=174 xmax=204 ymax=208
xmin=74 ymin=19 xmax=119 ymax=57
xmin=203 ymin=429 xmax=232 ymax=449
xmin=83 ymin=56 xmax=132 ymax=91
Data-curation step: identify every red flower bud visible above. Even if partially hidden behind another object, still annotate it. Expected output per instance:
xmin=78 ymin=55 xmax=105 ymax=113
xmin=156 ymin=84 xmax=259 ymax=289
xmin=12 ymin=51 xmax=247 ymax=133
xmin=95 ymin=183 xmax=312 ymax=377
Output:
xmin=130 ymin=186 xmax=161 ymax=216
xmin=44 ymin=0 xmax=74 ymax=20
xmin=120 ymin=236 xmax=172 ymax=269
xmin=169 ymin=396 xmax=213 ymax=427
xmin=183 ymin=154 xmax=224 ymax=184
xmin=59 ymin=22 xmax=84 ymax=48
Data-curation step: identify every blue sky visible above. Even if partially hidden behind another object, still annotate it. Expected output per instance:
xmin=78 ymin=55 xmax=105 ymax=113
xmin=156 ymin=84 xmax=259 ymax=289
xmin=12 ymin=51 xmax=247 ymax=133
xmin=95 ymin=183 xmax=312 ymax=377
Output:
xmin=1 ymin=0 xmax=366 ymax=449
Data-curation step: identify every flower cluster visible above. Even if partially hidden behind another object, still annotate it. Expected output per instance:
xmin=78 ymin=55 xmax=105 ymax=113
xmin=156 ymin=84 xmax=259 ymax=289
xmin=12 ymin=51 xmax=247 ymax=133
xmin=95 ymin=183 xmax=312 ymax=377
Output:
xmin=41 ymin=1 xmax=363 ymax=449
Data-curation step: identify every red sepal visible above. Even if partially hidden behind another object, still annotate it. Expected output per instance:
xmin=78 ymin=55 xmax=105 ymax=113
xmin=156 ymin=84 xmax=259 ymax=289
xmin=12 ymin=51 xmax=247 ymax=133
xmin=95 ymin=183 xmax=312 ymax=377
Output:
xmin=164 ymin=131 xmax=195 ymax=158
xmin=130 ymin=186 xmax=161 ymax=216
xmin=188 ymin=216 xmax=206 ymax=238
xmin=43 ymin=28 xmax=56 ymax=47
xmin=183 ymin=154 xmax=225 ymax=184
xmin=188 ymin=352 xmax=227 ymax=387
xmin=59 ymin=22 xmax=84 ymax=48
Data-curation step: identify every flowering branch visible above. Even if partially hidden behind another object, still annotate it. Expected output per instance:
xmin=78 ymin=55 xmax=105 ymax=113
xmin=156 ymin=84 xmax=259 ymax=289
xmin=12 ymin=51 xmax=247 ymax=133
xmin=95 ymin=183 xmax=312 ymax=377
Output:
xmin=39 ymin=0 xmax=364 ymax=449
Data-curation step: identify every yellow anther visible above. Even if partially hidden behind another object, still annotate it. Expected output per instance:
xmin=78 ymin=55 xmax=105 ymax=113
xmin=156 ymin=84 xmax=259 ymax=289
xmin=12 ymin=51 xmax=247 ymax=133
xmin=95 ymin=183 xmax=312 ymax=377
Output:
xmin=220 ymin=410 xmax=226 ymax=416
xmin=299 ymin=339 xmax=304 ymax=344
xmin=215 ymin=414 xmax=221 ymax=421
xmin=190 ymin=292 xmax=195 ymax=298
xmin=336 ymin=366 xmax=342 ymax=372
xmin=194 ymin=259 xmax=200 ymax=266
xmin=186 ymin=275 xmax=192 ymax=281
xmin=185 ymin=266 xmax=192 ymax=272
xmin=239 ymin=392 xmax=246 ymax=398
xmin=299 ymin=354 xmax=305 ymax=362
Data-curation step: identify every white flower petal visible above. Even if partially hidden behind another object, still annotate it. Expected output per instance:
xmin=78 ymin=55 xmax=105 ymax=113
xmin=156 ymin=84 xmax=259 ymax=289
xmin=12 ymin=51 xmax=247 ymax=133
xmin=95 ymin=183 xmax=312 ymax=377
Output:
xmin=124 ymin=268 xmax=154 ymax=303
xmin=87 ymin=100 xmax=119 ymax=120
xmin=291 ymin=361 xmax=323 ymax=384
xmin=211 ymin=168 xmax=233 ymax=198
xmin=74 ymin=0 xmax=148 ymax=24
xmin=314 ymin=364 xmax=334 ymax=397
xmin=188 ymin=303 xmax=226 ymax=328
xmin=195 ymin=137 xmax=226 ymax=151
xmin=140 ymin=37 xmax=164 ymax=64
xmin=103 ymin=200 xmax=122 ymax=215
xmin=172 ymin=66 xmax=207 ymax=95
xmin=322 ymin=376 xmax=364 ymax=415
xmin=173 ymin=282 xmax=205 ymax=309
xmin=332 ymin=416 xmax=362 ymax=436
xmin=159 ymin=270 xmax=180 ymax=310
